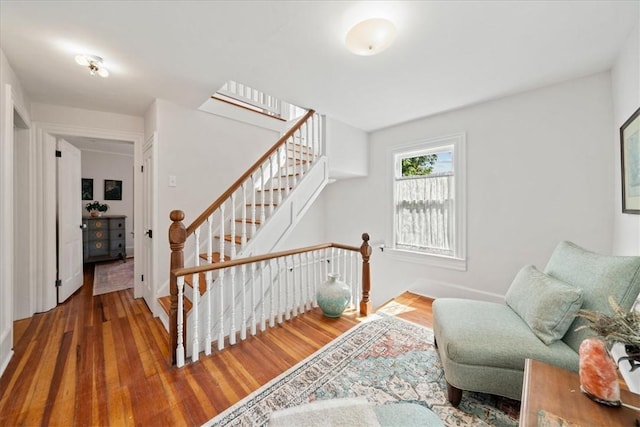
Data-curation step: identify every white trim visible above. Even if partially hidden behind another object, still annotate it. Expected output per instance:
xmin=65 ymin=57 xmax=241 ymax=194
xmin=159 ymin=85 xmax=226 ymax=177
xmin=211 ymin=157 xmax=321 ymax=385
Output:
xmin=385 ymin=248 xmax=467 ymax=271
xmin=76 ymin=147 xmax=134 ymax=157
xmin=386 ymin=132 xmax=467 ymax=271
xmin=1 ymin=84 xmax=15 ymax=377
xmin=143 ymin=132 xmax=159 ymax=315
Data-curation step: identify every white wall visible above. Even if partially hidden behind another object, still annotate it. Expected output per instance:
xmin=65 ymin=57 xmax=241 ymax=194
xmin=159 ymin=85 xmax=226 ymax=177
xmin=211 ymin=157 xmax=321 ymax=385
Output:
xmin=611 ymin=22 xmax=640 ymax=255
xmin=324 ymin=72 xmax=615 ymax=308
xmin=325 ymin=116 xmax=368 ymax=179
xmin=153 ymin=99 xmax=282 ymax=295
xmin=80 ymin=149 xmax=135 ymax=255
xmin=277 ymin=193 xmax=328 ymax=250
xmin=0 ymin=48 xmax=31 ymax=376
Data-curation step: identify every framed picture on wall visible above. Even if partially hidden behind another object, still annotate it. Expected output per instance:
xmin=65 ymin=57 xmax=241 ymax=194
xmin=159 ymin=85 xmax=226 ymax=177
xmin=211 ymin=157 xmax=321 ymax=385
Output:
xmin=104 ymin=179 xmax=123 ymax=201
xmin=621 ymin=107 xmax=640 ymax=214
xmin=81 ymin=178 xmax=93 ymax=200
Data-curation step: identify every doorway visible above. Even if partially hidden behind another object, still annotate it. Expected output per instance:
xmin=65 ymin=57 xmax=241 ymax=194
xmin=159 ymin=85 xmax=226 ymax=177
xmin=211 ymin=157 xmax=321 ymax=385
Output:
xmin=63 ymin=136 xmax=136 ymax=298
xmin=32 ymin=123 xmax=145 ymax=314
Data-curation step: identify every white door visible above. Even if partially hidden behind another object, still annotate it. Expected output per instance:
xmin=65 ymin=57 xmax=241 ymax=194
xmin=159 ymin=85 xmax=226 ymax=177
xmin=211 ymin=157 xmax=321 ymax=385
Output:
xmin=57 ymin=139 xmax=84 ymax=303
xmin=142 ymin=136 xmax=155 ymax=312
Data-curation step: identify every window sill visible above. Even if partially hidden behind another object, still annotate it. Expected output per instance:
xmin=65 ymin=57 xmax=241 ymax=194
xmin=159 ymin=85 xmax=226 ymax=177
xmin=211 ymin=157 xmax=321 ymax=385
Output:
xmin=385 ymin=248 xmax=467 ymax=271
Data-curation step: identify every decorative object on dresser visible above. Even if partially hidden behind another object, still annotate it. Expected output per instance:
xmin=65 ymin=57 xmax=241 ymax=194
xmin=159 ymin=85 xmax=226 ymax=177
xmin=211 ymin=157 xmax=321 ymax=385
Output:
xmin=85 ymin=201 xmax=109 ymax=217
xmin=82 ymin=215 xmax=126 ymax=263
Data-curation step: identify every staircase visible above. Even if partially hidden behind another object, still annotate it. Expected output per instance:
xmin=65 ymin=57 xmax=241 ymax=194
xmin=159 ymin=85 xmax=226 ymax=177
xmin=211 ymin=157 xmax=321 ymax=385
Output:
xmin=158 ymin=109 xmax=345 ymax=365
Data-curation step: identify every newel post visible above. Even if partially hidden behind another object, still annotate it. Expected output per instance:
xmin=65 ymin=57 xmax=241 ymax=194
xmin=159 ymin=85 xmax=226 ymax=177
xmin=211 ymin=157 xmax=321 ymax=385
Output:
xmin=169 ymin=210 xmax=186 ymax=365
xmin=359 ymin=233 xmax=372 ymax=316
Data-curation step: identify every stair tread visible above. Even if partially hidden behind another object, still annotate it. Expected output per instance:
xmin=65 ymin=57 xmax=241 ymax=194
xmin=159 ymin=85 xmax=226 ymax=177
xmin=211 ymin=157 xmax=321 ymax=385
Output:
xmin=215 ymin=234 xmax=245 ymax=245
xmin=247 ymin=203 xmax=278 ymax=206
xmin=158 ymin=295 xmax=193 ymax=315
xmin=257 ymin=187 xmax=292 ymax=192
xmin=198 ymin=252 xmax=231 ymax=263
xmin=234 ymin=218 xmax=261 ymax=224
xmin=184 ymin=273 xmax=207 ymax=295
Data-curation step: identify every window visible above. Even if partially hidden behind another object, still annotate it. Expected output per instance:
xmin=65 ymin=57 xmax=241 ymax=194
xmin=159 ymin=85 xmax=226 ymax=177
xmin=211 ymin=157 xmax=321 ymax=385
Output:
xmin=389 ymin=133 xmax=466 ymax=270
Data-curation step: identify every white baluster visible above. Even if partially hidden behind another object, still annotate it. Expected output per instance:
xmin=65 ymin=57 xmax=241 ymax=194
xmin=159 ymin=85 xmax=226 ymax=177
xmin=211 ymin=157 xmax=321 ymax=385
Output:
xmin=176 ymin=276 xmax=185 ymax=367
xmin=349 ymin=251 xmax=354 ymax=310
xmin=305 ymin=252 xmax=311 ymax=312
xmin=277 ymin=149 xmax=283 ymax=205
xmin=241 ymin=184 xmax=247 ymax=249
xmin=229 ymin=266 xmax=236 ymax=345
xmin=205 ymin=214 xmax=213 ymax=355
xmin=330 ymin=247 xmax=335 ymax=276
xmin=283 ymin=257 xmax=290 ymax=320
xmin=290 ymin=255 xmax=297 ymax=318
xmin=230 ymin=193 xmax=237 ymax=259
xmin=260 ymin=261 xmax=266 ymax=332
xmin=192 ymin=228 xmax=200 ymax=361
xmin=260 ymin=164 xmax=268 ymax=221
xmin=312 ymin=250 xmax=318 ymax=308
xmin=218 ymin=269 xmax=225 ymax=351
xmin=251 ymin=174 xmax=257 ymax=236
xmin=277 ymin=258 xmax=284 ymax=324
xmin=283 ymin=145 xmax=290 ymax=198
xmin=219 ymin=204 xmax=225 ymax=263
xmin=291 ymin=138 xmax=297 ymax=189
xmin=240 ymin=263 xmax=246 ymax=341
xmin=299 ymin=253 xmax=305 ymax=313
xmin=269 ymin=259 xmax=275 ymax=328
xmin=250 ymin=262 xmax=257 ymax=336
xmin=205 ymin=270 xmax=212 ymax=356
xmin=305 ymin=121 xmax=310 ymax=170
xmin=297 ymin=128 xmax=304 ymax=178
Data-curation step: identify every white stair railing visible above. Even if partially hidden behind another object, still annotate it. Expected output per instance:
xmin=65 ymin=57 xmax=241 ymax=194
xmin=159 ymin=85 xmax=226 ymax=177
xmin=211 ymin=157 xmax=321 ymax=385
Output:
xmin=170 ymin=236 xmax=372 ymax=367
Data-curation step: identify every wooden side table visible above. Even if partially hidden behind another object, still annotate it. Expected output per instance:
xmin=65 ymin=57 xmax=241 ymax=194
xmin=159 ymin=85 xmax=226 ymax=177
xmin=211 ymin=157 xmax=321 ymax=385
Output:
xmin=520 ymin=358 xmax=640 ymax=426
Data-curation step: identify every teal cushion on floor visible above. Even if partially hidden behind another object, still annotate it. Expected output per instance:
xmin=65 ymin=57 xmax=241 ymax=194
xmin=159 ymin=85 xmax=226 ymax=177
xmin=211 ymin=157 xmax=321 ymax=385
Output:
xmin=374 ymin=403 xmax=444 ymax=427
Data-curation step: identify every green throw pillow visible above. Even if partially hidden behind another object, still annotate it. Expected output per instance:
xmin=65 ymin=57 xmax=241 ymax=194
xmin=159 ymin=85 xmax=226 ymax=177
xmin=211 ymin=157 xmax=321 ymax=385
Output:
xmin=506 ymin=265 xmax=584 ymax=345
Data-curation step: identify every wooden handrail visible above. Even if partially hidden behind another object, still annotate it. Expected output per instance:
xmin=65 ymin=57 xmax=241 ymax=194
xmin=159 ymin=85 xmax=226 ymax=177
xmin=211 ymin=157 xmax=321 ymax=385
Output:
xmin=185 ymin=109 xmax=315 ymax=236
xmin=171 ymin=241 xmax=360 ymax=278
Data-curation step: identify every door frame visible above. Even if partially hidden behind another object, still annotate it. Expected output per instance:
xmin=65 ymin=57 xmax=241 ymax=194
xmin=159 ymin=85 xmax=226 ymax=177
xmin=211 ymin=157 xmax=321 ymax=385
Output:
xmin=142 ymin=132 xmax=158 ymax=315
xmin=33 ymin=122 xmax=144 ymax=305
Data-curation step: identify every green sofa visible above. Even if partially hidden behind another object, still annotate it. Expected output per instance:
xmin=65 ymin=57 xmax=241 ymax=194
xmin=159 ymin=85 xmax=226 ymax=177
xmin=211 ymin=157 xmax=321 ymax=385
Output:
xmin=433 ymin=241 xmax=640 ymax=406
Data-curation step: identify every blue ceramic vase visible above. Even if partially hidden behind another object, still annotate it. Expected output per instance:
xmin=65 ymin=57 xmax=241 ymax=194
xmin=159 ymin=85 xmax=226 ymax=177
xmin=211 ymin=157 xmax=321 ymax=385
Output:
xmin=316 ymin=273 xmax=351 ymax=317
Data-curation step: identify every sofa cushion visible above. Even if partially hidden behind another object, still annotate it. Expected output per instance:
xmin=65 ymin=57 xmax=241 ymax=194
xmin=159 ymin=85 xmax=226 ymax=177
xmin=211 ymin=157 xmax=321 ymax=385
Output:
xmin=506 ymin=265 xmax=583 ymax=345
xmin=433 ymin=299 xmax=579 ymax=372
xmin=544 ymin=241 xmax=640 ymax=352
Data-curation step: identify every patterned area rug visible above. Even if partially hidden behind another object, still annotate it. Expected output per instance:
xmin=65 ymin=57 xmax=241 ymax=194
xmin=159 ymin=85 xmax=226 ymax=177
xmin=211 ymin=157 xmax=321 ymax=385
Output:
xmin=92 ymin=259 xmax=134 ymax=296
xmin=205 ymin=316 xmax=520 ymax=426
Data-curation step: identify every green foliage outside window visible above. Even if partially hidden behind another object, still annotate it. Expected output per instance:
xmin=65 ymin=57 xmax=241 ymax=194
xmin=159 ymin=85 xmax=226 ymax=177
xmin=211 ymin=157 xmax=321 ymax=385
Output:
xmin=401 ymin=154 xmax=438 ymax=176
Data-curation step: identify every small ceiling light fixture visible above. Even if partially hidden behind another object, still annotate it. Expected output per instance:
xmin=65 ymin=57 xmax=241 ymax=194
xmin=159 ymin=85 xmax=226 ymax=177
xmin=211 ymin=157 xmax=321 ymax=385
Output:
xmin=345 ymin=18 xmax=397 ymax=56
xmin=75 ymin=54 xmax=109 ymax=77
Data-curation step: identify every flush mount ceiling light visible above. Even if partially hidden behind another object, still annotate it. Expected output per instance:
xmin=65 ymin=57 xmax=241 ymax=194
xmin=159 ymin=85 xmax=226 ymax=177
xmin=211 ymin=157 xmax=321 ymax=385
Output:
xmin=345 ymin=18 xmax=397 ymax=56
xmin=75 ymin=54 xmax=109 ymax=77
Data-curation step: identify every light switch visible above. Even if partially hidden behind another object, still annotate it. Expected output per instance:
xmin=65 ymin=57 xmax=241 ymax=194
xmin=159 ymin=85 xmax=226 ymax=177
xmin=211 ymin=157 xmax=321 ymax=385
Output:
xmin=169 ymin=175 xmax=177 ymax=187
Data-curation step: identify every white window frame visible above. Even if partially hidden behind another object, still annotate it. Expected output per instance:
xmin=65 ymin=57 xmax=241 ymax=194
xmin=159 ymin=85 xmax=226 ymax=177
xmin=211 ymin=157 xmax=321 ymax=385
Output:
xmin=386 ymin=133 xmax=467 ymax=271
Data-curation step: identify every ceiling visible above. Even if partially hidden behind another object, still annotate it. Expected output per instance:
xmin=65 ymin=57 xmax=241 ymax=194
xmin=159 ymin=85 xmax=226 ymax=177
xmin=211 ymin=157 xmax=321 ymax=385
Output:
xmin=1 ymin=1 xmax=638 ymax=132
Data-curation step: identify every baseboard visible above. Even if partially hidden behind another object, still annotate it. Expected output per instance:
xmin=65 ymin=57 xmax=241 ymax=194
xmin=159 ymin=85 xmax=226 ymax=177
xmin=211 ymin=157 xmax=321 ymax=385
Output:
xmin=409 ymin=278 xmax=504 ymax=303
xmin=0 ymin=349 xmax=13 ymax=378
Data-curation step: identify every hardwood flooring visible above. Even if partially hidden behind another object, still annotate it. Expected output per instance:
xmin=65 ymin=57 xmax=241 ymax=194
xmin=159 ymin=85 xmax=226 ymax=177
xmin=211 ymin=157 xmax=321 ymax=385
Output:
xmin=0 ymin=265 xmax=434 ymax=426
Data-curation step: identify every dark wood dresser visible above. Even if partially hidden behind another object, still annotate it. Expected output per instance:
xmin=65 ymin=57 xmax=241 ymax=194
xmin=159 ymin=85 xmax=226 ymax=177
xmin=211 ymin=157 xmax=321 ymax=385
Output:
xmin=82 ymin=215 xmax=127 ymax=263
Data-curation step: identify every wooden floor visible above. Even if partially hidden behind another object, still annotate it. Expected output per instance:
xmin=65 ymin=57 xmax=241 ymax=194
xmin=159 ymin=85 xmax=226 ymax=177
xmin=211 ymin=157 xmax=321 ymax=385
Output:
xmin=0 ymin=265 xmax=434 ymax=426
